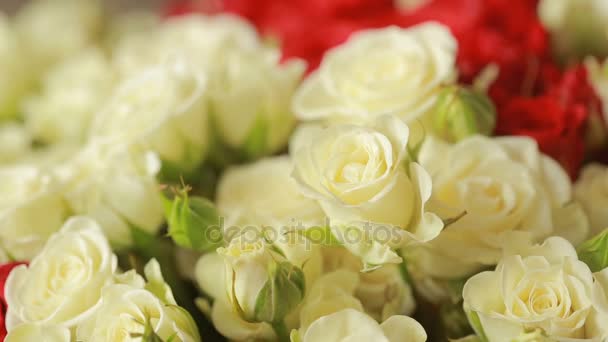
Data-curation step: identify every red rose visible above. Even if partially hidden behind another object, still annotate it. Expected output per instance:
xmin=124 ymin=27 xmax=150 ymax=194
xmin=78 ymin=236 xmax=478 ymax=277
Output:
xmin=0 ymin=262 xmax=25 ymax=340
xmin=496 ymin=66 xmax=601 ymax=178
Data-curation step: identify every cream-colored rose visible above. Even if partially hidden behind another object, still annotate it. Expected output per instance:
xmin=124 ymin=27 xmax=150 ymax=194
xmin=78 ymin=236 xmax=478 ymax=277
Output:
xmin=356 ymin=264 xmax=415 ymax=321
xmin=77 ymin=284 xmax=198 ymax=342
xmin=298 ymin=270 xmax=364 ymax=331
xmin=112 ymin=14 xmax=259 ymax=77
xmin=14 ymin=0 xmax=102 ymax=73
xmin=207 ymin=46 xmax=305 ymax=156
xmin=412 ymin=135 xmax=589 ymax=278
xmin=194 ymin=252 xmax=276 ymax=341
xmin=23 ymin=47 xmax=115 ymax=144
xmin=217 ymin=156 xmax=325 ymax=235
xmin=112 ymin=14 xmax=299 ymax=159
xmin=0 ymin=165 xmax=68 ymax=260
xmin=0 ymin=122 xmax=31 ymax=164
xmin=216 ymin=156 xmax=325 ymax=290
xmin=91 ymin=59 xmax=208 ymax=173
xmin=5 ymin=323 xmax=70 ymax=342
xmin=54 ymin=142 xmax=163 ymax=247
xmin=5 ymin=216 xmax=117 ymax=329
xmin=290 ymin=115 xmax=443 ymax=267
xmin=293 ymin=23 xmax=456 ymax=125
xmin=77 ymin=260 xmax=201 ymax=342
xmin=320 ymin=247 xmax=415 ymax=321
xmin=0 ymin=14 xmax=31 ymax=120
xmin=590 ymin=267 xmax=608 ymax=340
xmin=463 ymin=237 xmax=600 ymax=341
xmin=297 ymin=308 xmax=427 ymax=342
xmin=575 ymin=164 xmax=608 ymax=235
xmin=539 ymin=0 xmax=608 ymax=60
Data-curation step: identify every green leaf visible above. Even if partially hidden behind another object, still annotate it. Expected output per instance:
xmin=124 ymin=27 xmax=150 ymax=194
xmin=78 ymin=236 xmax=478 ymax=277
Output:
xmin=577 ymin=229 xmax=608 ymax=272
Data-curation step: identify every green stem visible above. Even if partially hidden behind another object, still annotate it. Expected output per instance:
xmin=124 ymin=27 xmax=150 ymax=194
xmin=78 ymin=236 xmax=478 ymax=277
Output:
xmin=271 ymin=320 xmax=290 ymax=342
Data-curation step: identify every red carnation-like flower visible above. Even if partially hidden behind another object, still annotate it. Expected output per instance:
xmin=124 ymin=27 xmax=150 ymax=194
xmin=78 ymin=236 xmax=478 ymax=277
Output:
xmin=496 ymin=65 xmax=602 ymax=178
xmin=0 ymin=262 xmax=26 ymax=340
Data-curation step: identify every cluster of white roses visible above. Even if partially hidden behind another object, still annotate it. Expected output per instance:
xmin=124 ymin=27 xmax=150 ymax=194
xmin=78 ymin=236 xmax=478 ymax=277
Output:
xmin=4 ymin=217 xmax=200 ymax=341
xmin=3 ymin=0 xmax=608 ymax=341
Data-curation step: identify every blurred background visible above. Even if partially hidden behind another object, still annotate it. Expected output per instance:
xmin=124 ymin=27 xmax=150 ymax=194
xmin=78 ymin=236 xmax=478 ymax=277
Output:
xmin=0 ymin=0 xmax=166 ymax=13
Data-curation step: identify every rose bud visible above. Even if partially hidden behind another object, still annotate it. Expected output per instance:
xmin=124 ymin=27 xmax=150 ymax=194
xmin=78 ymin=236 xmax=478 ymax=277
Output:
xmin=431 ymin=85 xmax=496 ymax=143
xmin=218 ymin=236 xmax=305 ymax=325
xmin=163 ymin=190 xmax=223 ymax=252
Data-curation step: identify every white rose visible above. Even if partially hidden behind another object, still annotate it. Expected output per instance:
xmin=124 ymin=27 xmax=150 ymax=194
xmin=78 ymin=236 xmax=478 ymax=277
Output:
xmin=54 ymin=142 xmax=163 ymax=247
xmin=5 ymin=323 xmax=70 ymax=342
xmin=23 ymin=47 xmax=115 ymax=144
xmin=356 ymin=264 xmax=416 ymax=321
xmin=463 ymin=237 xmax=600 ymax=341
xmin=77 ymin=260 xmax=201 ymax=342
xmin=216 ymin=155 xmax=325 ymax=290
xmin=194 ymin=252 xmax=276 ymax=341
xmin=293 ymin=23 xmax=456 ymax=125
xmin=290 ymin=115 xmax=443 ymax=267
xmin=208 ymin=46 xmax=305 ymax=156
xmin=217 ymin=156 xmax=325 ymax=234
xmin=14 ymin=0 xmax=102 ymax=72
xmin=91 ymin=59 xmax=208 ymax=173
xmin=297 ymin=308 xmax=427 ymax=342
xmin=320 ymin=247 xmax=415 ymax=321
xmin=0 ymin=165 xmax=68 ymax=260
xmin=575 ymin=164 xmax=608 ymax=235
xmin=591 ymin=267 xmax=608 ymax=340
xmin=0 ymin=122 xmax=31 ymax=164
xmin=0 ymin=13 xmax=31 ymax=120
xmin=298 ymin=270 xmax=364 ymax=331
xmin=538 ymin=0 xmax=608 ymax=60
xmin=77 ymin=284 xmax=198 ymax=342
xmin=112 ymin=14 xmax=259 ymax=77
xmin=412 ymin=135 xmax=589 ymax=278
xmin=5 ymin=216 xmax=117 ymax=329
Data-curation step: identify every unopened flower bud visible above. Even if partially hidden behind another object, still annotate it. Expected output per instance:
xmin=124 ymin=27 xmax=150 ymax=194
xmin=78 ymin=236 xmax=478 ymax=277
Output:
xmin=163 ymin=190 xmax=223 ymax=252
xmin=219 ymin=237 xmax=305 ymax=324
xmin=432 ymin=85 xmax=496 ymax=142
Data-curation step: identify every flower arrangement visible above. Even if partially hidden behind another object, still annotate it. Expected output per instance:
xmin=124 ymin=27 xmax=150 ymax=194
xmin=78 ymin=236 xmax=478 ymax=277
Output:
xmin=0 ymin=0 xmax=608 ymax=341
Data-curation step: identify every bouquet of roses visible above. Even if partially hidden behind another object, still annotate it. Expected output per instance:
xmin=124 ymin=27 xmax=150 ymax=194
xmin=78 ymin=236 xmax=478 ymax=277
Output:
xmin=1 ymin=0 xmax=608 ymax=341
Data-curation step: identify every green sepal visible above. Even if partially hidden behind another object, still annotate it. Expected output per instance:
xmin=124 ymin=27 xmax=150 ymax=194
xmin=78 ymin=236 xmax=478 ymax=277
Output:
xmin=465 ymin=311 xmax=489 ymax=342
xmin=577 ymin=228 xmax=608 ymax=272
xmin=253 ymin=261 xmax=306 ymax=323
xmin=163 ymin=190 xmax=223 ymax=252
xmin=295 ymin=226 xmax=342 ymax=247
xmin=242 ymin=114 xmax=269 ymax=161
